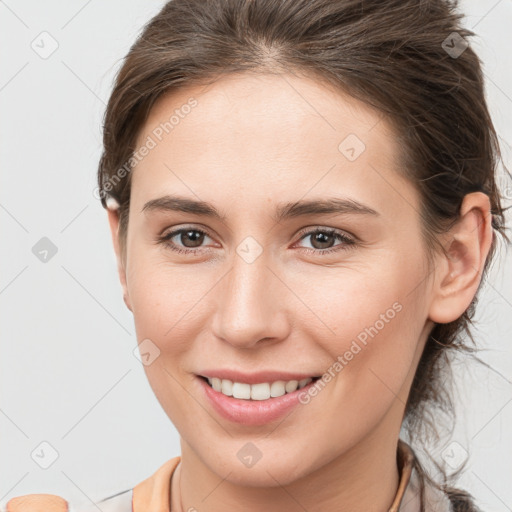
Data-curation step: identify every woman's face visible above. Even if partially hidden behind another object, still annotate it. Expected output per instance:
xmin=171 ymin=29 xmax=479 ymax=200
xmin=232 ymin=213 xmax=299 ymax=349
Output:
xmin=112 ymin=72 xmax=437 ymax=485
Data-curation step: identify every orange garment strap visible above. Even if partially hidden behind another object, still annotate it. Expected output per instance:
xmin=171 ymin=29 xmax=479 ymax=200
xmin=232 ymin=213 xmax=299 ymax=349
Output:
xmin=388 ymin=439 xmax=415 ymax=512
xmin=132 ymin=456 xmax=181 ymax=512
xmin=6 ymin=494 xmax=68 ymax=512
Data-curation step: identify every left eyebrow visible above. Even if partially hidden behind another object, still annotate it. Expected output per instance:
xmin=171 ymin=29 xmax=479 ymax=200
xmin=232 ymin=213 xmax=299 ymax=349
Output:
xmin=272 ymin=197 xmax=379 ymax=223
xmin=141 ymin=194 xmax=379 ymax=223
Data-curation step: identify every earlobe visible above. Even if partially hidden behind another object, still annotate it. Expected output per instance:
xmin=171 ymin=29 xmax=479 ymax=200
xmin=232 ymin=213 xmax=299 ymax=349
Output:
xmin=106 ymin=203 xmax=133 ymax=313
xmin=428 ymin=192 xmax=493 ymax=324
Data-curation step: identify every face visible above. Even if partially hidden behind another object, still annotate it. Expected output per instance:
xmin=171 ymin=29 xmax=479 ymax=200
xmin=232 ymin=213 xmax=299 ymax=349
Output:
xmin=112 ymin=72 xmax=437 ymax=486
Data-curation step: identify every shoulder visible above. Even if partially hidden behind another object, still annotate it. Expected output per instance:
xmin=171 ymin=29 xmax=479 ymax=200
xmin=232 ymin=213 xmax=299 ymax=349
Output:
xmin=0 ymin=489 xmax=133 ymax=512
xmin=0 ymin=495 xmax=69 ymax=512
xmin=0 ymin=456 xmax=181 ymax=512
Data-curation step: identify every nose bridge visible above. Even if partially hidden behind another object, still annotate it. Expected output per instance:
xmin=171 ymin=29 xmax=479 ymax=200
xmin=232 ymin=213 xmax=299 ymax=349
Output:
xmin=212 ymin=238 xmax=288 ymax=347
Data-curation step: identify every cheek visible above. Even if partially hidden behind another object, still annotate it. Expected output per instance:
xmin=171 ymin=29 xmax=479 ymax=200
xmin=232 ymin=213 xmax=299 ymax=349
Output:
xmin=293 ymin=246 xmax=425 ymax=334
xmin=127 ymin=253 xmax=208 ymax=336
xmin=292 ymin=250 xmax=429 ymax=400
xmin=125 ymin=258 xmax=206 ymax=424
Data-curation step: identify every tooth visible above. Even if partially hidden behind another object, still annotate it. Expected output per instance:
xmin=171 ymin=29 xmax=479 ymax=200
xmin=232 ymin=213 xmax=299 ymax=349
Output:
xmin=232 ymin=382 xmax=251 ymax=399
xmin=208 ymin=377 xmax=315 ymax=399
xmin=221 ymin=379 xmax=233 ymax=396
xmin=251 ymin=383 xmax=271 ymax=400
xmin=270 ymin=380 xmax=286 ymax=397
xmin=285 ymin=380 xmax=299 ymax=393
xmin=298 ymin=377 xmax=312 ymax=389
xmin=212 ymin=377 xmax=222 ymax=392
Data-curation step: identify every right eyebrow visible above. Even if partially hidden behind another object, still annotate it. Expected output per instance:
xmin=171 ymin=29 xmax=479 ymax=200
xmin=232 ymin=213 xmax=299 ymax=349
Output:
xmin=142 ymin=195 xmax=227 ymax=221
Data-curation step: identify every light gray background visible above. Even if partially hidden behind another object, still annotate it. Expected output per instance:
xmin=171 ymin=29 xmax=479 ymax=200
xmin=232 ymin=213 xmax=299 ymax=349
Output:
xmin=1 ymin=1 xmax=511 ymax=510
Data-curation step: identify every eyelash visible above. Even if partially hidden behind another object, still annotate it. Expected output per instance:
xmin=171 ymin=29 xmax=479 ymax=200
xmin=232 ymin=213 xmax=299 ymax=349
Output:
xmin=158 ymin=225 xmax=356 ymax=256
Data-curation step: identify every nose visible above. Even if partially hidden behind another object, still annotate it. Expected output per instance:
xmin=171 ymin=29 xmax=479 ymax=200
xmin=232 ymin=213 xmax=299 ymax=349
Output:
xmin=211 ymin=245 xmax=290 ymax=349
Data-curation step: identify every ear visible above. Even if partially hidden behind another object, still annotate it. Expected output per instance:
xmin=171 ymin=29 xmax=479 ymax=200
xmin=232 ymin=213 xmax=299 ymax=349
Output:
xmin=107 ymin=206 xmax=133 ymax=312
xmin=428 ymin=192 xmax=493 ymax=324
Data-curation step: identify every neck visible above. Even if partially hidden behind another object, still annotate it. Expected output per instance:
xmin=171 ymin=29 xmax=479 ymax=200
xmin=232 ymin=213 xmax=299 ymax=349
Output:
xmin=172 ymin=420 xmax=402 ymax=512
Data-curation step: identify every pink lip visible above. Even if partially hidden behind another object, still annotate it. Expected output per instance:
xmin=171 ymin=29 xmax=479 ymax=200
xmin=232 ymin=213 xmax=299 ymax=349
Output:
xmin=196 ymin=375 xmax=319 ymax=426
xmin=198 ymin=369 xmax=321 ymax=385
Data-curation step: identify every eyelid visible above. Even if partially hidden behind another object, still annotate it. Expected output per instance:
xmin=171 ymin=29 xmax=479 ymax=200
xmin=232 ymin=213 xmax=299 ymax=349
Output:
xmin=159 ymin=223 xmax=214 ymax=238
xmin=160 ymin=225 xmax=217 ymax=247
xmin=159 ymin=223 xmax=357 ymax=256
xmin=294 ymin=225 xmax=356 ymax=242
xmin=160 ymin=224 xmax=355 ymax=245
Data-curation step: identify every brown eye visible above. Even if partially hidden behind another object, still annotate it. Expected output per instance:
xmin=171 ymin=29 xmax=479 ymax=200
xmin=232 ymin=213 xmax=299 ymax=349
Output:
xmin=177 ymin=229 xmax=206 ymax=248
xmin=159 ymin=227 xmax=214 ymax=254
xmin=296 ymin=228 xmax=355 ymax=256
xmin=309 ymin=231 xmax=337 ymax=250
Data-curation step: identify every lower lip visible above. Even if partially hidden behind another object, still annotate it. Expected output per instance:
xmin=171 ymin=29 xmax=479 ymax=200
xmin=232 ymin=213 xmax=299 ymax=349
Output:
xmin=197 ymin=376 xmax=318 ymax=426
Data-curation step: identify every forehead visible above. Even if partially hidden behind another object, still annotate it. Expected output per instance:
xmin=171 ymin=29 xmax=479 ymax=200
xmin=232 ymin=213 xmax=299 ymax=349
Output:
xmin=130 ymin=71 xmax=416 ymax=218
xmin=136 ymin=71 xmax=393 ymax=153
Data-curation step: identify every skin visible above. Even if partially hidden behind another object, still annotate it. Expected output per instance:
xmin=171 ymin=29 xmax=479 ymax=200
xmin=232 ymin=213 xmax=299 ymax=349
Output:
xmin=107 ymin=71 xmax=492 ymax=512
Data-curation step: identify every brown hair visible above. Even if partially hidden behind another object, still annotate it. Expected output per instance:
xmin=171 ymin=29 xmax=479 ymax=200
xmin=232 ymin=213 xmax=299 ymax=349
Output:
xmin=97 ymin=0 xmax=509 ymax=508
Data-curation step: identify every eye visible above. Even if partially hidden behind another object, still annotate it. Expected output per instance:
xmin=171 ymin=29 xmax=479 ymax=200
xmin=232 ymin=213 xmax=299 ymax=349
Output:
xmin=157 ymin=225 xmax=356 ymax=256
xmin=158 ymin=226 xmax=214 ymax=254
xmin=295 ymin=227 xmax=355 ymax=255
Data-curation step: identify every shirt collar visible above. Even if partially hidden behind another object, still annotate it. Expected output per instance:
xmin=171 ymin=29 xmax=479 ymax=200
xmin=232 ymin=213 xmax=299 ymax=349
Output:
xmin=390 ymin=439 xmax=417 ymax=511
xmin=132 ymin=438 xmax=450 ymax=512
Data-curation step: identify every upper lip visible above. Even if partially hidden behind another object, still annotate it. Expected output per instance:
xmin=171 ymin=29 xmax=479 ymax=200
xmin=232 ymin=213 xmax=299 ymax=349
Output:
xmin=197 ymin=369 xmax=321 ymax=385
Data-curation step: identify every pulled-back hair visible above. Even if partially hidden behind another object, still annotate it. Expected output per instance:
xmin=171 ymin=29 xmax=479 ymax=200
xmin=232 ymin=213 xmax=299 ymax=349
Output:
xmin=97 ymin=1 xmax=509 ymax=508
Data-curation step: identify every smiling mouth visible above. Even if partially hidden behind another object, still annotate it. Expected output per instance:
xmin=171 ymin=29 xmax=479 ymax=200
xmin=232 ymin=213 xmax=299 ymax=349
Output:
xmin=198 ymin=375 xmax=322 ymax=401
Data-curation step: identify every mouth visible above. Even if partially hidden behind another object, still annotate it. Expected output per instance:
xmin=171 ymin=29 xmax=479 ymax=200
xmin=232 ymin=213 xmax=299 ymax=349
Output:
xmin=196 ymin=373 xmax=323 ymax=425
xmin=197 ymin=374 xmax=322 ymax=401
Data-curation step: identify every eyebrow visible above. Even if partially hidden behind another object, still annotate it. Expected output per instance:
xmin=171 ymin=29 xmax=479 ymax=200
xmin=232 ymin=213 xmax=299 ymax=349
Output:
xmin=142 ymin=195 xmax=379 ymax=223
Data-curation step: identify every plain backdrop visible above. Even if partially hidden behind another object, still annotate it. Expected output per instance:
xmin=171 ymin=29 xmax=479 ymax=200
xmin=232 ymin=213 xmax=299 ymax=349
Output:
xmin=1 ymin=0 xmax=511 ymax=510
